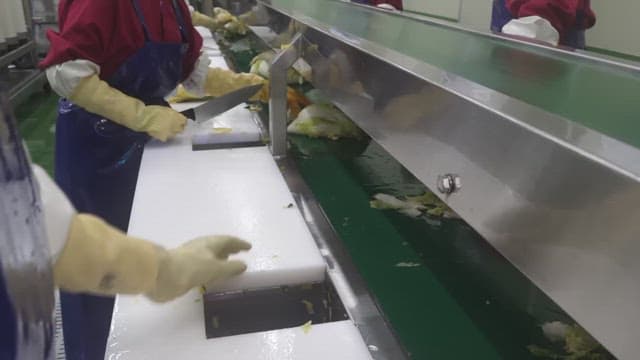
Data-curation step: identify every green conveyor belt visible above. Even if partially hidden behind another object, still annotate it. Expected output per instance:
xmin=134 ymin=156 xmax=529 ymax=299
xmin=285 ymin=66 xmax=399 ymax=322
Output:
xmin=269 ymin=0 xmax=640 ymax=150
xmin=289 ymin=135 xmax=614 ymax=359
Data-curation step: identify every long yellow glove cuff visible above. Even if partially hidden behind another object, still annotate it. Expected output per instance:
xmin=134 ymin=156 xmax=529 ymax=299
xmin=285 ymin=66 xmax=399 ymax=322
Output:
xmin=53 ymin=214 xmax=252 ymax=302
xmin=54 ymin=214 xmax=161 ymax=295
xmin=204 ymin=68 xmax=266 ymax=98
xmin=69 ymin=75 xmax=186 ymax=141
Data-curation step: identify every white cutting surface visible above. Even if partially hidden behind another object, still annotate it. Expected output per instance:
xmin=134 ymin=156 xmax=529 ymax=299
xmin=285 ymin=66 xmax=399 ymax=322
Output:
xmin=106 ymin=27 xmax=372 ymax=360
xmin=125 ymin=121 xmax=325 ymax=292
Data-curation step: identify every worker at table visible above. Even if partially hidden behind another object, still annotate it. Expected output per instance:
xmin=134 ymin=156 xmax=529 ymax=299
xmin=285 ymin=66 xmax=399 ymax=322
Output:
xmin=39 ymin=1 xmax=264 ymax=359
xmin=492 ymin=0 xmax=596 ymax=48
xmin=0 ymin=95 xmax=251 ymax=359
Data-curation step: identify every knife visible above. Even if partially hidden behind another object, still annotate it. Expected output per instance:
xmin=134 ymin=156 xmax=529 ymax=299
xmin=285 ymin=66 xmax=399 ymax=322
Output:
xmin=181 ymin=84 xmax=263 ymax=123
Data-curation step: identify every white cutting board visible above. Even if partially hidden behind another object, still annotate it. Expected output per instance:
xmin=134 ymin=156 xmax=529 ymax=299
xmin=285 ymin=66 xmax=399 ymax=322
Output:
xmin=127 ymin=115 xmax=325 ymax=292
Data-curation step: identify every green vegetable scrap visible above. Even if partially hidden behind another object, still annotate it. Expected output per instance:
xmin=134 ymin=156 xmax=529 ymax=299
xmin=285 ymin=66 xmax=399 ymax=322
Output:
xmin=288 ymin=104 xmax=364 ymax=140
xmin=304 ymin=89 xmax=332 ymax=105
xmin=528 ymin=323 xmax=612 ymax=360
xmin=301 ymin=300 xmax=315 ymax=315
xmin=564 ymin=325 xmax=602 ymax=357
xmin=370 ymin=193 xmax=424 ymax=217
xmin=370 ymin=192 xmax=458 ymax=218
xmin=211 ymin=316 xmax=220 ymax=329
xmin=395 ymin=262 xmax=421 ymax=268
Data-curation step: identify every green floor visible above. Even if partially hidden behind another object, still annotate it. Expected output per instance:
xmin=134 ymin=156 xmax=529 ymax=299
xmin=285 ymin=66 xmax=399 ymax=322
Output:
xmin=13 ymin=91 xmax=59 ymax=176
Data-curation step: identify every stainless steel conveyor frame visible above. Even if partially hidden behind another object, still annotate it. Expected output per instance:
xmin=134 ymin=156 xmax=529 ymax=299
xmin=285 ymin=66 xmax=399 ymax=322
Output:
xmin=235 ymin=1 xmax=640 ymax=358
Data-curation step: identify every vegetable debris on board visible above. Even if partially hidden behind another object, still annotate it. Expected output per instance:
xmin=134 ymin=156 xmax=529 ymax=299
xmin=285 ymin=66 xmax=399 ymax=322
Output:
xmin=301 ymin=321 xmax=313 ymax=334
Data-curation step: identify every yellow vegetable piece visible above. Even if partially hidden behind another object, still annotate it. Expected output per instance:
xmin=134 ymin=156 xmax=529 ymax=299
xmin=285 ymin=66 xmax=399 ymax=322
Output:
xmin=213 ymin=128 xmax=233 ymax=134
xmin=301 ymin=321 xmax=312 ymax=334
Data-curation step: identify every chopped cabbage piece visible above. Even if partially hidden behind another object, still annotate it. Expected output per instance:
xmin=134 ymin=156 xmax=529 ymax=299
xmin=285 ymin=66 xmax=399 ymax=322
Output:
xmin=288 ymin=104 xmax=363 ymax=140
xmin=249 ymin=51 xmax=306 ymax=84
xmin=370 ymin=192 xmax=457 ymax=218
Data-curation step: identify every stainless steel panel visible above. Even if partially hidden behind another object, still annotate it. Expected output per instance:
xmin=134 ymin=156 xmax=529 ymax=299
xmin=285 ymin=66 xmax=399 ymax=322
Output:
xmin=251 ymin=2 xmax=640 ymax=358
xmin=268 ymin=33 xmax=303 ymax=157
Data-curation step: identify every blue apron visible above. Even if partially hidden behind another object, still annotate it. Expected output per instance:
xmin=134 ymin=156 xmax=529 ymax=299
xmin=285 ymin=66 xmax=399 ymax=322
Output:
xmin=54 ymin=1 xmax=189 ymax=359
xmin=491 ymin=0 xmax=587 ymax=49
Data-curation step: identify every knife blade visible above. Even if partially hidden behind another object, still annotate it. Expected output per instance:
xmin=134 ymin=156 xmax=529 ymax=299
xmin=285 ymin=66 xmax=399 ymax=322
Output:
xmin=181 ymin=84 xmax=263 ymax=123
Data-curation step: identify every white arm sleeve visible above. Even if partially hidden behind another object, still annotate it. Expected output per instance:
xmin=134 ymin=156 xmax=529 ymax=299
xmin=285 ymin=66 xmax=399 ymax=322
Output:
xmin=45 ymin=59 xmax=101 ymax=99
xmin=502 ymin=16 xmax=559 ymax=46
xmin=32 ymin=165 xmax=77 ymax=261
xmin=181 ymin=51 xmax=211 ymax=96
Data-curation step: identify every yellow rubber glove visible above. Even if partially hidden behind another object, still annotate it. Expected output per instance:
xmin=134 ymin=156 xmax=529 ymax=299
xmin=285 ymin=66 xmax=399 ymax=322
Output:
xmin=223 ymin=16 xmax=249 ymax=35
xmin=69 ymin=75 xmax=187 ymax=141
xmin=54 ymin=214 xmax=251 ymax=302
xmin=204 ymin=67 xmax=266 ymax=98
xmin=191 ymin=10 xmax=232 ymax=31
xmin=168 ymin=85 xmax=209 ymax=103
xmin=213 ymin=7 xmax=232 ymax=18
xmin=238 ymin=11 xmax=257 ymax=26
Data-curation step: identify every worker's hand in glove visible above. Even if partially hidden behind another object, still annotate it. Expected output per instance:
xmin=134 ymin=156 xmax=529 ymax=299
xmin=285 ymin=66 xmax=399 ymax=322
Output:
xmin=69 ymin=74 xmax=186 ymax=141
xmin=223 ymin=17 xmax=249 ymax=35
xmin=502 ymin=16 xmax=559 ymax=46
xmin=146 ymin=236 xmax=251 ymax=302
xmin=191 ymin=7 xmax=233 ymax=31
xmin=33 ymin=167 xmax=251 ymax=302
xmin=238 ymin=11 xmax=256 ymax=26
xmin=168 ymin=85 xmax=208 ymax=103
xmin=204 ymin=67 xmax=266 ymax=98
xmin=139 ymin=106 xmax=187 ymax=141
xmin=53 ymin=214 xmax=251 ymax=302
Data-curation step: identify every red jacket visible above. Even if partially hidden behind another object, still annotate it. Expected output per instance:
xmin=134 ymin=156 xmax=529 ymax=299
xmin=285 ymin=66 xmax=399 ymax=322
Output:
xmin=40 ymin=0 xmax=202 ymax=82
xmin=506 ymin=0 xmax=595 ymax=37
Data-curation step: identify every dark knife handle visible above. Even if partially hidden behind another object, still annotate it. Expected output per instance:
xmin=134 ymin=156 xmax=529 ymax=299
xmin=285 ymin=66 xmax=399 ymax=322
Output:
xmin=181 ymin=108 xmax=196 ymax=122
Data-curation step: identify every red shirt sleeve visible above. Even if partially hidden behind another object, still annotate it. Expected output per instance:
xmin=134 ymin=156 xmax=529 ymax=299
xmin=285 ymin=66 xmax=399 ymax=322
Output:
xmin=39 ymin=0 xmax=118 ymax=70
xmin=506 ymin=0 xmax=595 ymax=35
xmin=40 ymin=0 xmax=202 ymax=82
